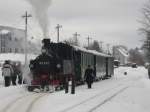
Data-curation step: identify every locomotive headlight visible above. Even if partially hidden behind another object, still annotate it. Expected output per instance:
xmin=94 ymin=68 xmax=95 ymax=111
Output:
xmin=57 ymin=64 xmax=61 ymax=68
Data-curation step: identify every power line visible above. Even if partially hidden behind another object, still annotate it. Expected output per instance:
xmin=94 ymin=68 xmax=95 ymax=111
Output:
xmin=99 ymin=41 xmax=103 ymax=51
xmin=86 ymin=36 xmax=92 ymax=49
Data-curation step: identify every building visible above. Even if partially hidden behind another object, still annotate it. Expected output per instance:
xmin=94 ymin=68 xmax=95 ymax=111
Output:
xmin=0 ymin=25 xmax=39 ymax=54
xmin=113 ymin=46 xmax=129 ymax=65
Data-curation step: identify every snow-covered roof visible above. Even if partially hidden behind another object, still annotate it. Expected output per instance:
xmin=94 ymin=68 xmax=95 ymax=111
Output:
xmin=0 ymin=29 xmax=10 ymax=34
xmin=72 ymin=45 xmax=112 ymax=57
xmin=118 ymin=48 xmax=129 ymax=57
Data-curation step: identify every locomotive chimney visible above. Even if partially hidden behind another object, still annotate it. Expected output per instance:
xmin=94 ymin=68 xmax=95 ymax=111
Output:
xmin=42 ymin=38 xmax=50 ymax=48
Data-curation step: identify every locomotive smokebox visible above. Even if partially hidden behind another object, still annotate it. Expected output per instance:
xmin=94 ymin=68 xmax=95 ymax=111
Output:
xmin=42 ymin=38 xmax=50 ymax=48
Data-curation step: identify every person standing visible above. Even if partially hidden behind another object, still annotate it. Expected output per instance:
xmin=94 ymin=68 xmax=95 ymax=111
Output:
xmin=11 ymin=62 xmax=18 ymax=85
xmin=84 ymin=65 xmax=94 ymax=89
xmin=2 ymin=60 xmax=14 ymax=87
xmin=16 ymin=62 xmax=23 ymax=85
xmin=148 ymin=64 xmax=150 ymax=79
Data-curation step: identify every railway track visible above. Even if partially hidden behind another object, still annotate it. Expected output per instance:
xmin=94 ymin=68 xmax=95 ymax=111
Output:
xmin=0 ymin=72 xmax=135 ymax=112
xmin=60 ymin=85 xmax=129 ymax=112
xmin=88 ymin=86 xmax=128 ymax=112
xmin=0 ymin=93 xmax=35 ymax=112
xmin=0 ymin=92 xmax=48 ymax=112
xmin=26 ymin=93 xmax=48 ymax=112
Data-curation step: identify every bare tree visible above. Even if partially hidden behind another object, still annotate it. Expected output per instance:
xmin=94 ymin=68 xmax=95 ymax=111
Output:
xmin=63 ymin=37 xmax=80 ymax=46
xmin=128 ymin=48 xmax=145 ymax=65
xmin=140 ymin=0 xmax=150 ymax=31
xmin=88 ymin=40 xmax=102 ymax=52
xmin=140 ymin=0 xmax=150 ymax=62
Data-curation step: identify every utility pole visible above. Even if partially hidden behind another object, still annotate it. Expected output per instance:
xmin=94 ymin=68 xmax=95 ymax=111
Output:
xmin=107 ymin=43 xmax=110 ymax=54
xmin=73 ymin=32 xmax=80 ymax=45
xmin=99 ymin=41 xmax=103 ymax=51
xmin=22 ymin=11 xmax=32 ymax=67
xmin=56 ymin=24 xmax=62 ymax=43
xmin=86 ymin=36 xmax=92 ymax=49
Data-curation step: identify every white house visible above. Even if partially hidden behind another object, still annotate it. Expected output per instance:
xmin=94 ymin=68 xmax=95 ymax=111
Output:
xmin=0 ymin=25 xmax=40 ymax=54
xmin=113 ymin=46 xmax=129 ymax=65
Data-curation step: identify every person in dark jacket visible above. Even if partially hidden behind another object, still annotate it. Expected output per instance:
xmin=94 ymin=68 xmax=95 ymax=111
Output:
xmin=11 ymin=61 xmax=18 ymax=85
xmin=15 ymin=62 xmax=23 ymax=84
xmin=2 ymin=60 xmax=14 ymax=87
xmin=84 ymin=65 xmax=94 ymax=89
xmin=148 ymin=64 xmax=150 ymax=79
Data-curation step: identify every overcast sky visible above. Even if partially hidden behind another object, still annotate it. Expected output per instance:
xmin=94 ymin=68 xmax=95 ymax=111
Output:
xmin=0 ymin=0 xmax=147 ymax=49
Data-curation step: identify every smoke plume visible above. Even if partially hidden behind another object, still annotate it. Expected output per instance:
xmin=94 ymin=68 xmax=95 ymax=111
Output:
xmin=27 ymin=0 xmax=51 ymax=38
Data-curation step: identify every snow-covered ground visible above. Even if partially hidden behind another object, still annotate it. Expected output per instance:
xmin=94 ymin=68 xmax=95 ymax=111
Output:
xmin=0 ymin=66 xmax=149 ymax=112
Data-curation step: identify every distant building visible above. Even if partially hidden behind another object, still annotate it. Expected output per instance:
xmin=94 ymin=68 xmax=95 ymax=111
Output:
xmin=113 ymin=46 xmax=129 ymax=65
xmin=0 ymin=25 xmax=39 ymax=54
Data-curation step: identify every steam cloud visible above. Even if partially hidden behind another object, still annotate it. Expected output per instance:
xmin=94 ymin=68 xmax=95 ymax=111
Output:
xmin=27 ymin=0 xmax=51 ymax=38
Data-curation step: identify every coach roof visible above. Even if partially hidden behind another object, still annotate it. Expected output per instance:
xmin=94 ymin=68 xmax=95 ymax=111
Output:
xmin=72 ymin=45 xmax=112 ymax=57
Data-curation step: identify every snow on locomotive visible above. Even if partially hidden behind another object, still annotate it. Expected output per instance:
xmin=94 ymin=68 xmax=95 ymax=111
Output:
xmin=28 ymin=38 xmax=114 ymax=92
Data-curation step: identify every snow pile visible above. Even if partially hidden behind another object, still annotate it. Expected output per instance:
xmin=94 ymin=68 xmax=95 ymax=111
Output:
xmin=0 ymin=29 xmax=10 ymax=34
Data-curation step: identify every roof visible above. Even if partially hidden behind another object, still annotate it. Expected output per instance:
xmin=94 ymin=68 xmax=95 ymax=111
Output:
xmin=118 ymin=48 xmax=129 ymax=57
xmin=72 ymin=45 xmax=113 ymax=57
xmin=0 ymin=30 xmax=10 ymax=34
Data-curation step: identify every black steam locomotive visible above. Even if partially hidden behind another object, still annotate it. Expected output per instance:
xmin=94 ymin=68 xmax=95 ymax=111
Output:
xmin=28 ymin=39 xmax=114 ymax=91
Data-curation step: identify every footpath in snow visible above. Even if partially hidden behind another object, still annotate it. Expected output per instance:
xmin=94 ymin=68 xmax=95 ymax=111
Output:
xmin=0 ymin=67 xmax=150 ymax=112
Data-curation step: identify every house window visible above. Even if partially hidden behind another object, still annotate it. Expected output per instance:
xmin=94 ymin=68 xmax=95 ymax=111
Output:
xmin=9 ymin=48 xmax=12 ymax=53
xmin=1 ymin=47 xmax=5 ymax=53
xmin=15 ymin=38 xmax=18 ymax=41
xmin=21 ymin=48 xmax=24 ymax=53
xmin=15 ymin=48 xmax=18 ymax=53
xmin=9 ymin=36 xmax=12 ymax=41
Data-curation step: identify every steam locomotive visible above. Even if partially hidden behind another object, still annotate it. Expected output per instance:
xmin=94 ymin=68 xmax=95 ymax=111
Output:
xmin=28 ymin=39 xmax=114 ymax=92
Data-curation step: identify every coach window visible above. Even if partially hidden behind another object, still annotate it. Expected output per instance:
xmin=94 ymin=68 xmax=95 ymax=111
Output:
xmin=81 ymin=53 xmax=83 ymax=66
xmin=9 ymin=48 xmax=12 ymax=53
xmin=85 ymin=54 xmax=87 ymax=65
xmin=85 ymin=54 xmax=87 ymax=66
xmin=88 ymin=55 xmax=90 ymax=65
xmin=87 ymin=54 xmax=89 ymax=66
xmin=86 ymin=54 xmax=88 ymax=65
xmin=84 ymin=54 xmax=86 ymax=67
xmin=9 ymin=36 xmax=12 ymax=41
xmin=89 ymin=55 xmax=91 ymax=65
xmin=15 ymin=38 xmax=18 ymax=42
